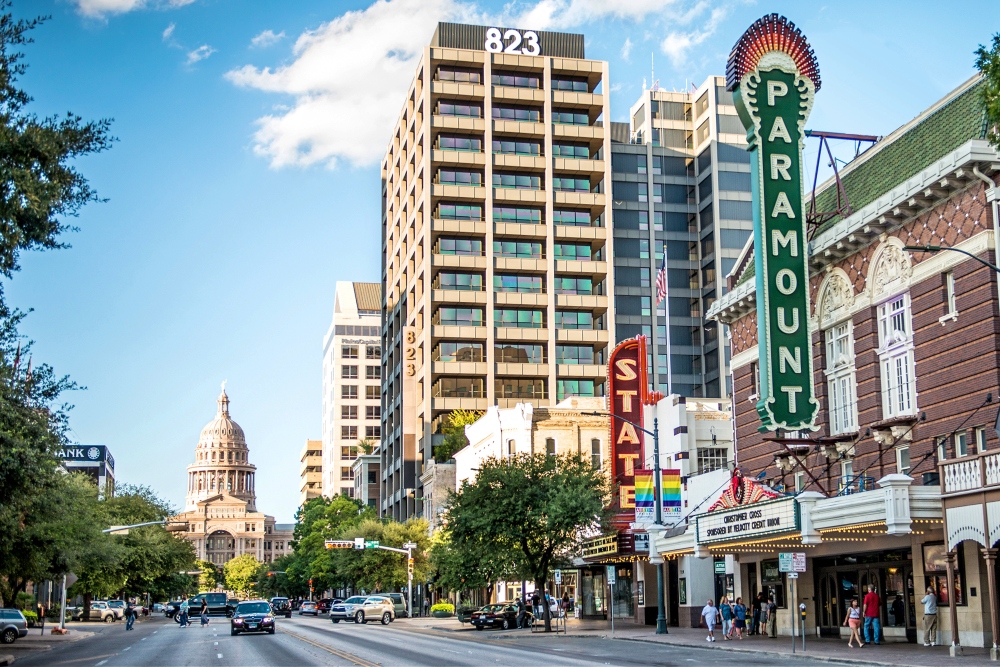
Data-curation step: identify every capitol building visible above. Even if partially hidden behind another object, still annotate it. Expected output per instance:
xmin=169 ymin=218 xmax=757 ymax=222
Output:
xmin=171 ymin=386 xmax=294 ymax=566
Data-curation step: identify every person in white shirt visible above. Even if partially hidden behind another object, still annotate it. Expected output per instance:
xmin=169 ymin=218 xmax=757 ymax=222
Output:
xmin=701 ymin=599 xmax=720 ymax=642
xmin=921 ymin=587 xmax=938 ymax=646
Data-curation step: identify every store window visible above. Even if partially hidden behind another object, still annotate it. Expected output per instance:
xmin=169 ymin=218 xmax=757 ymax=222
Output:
xmin=760 ymin=559 xmax=786 ymax=608
xmin=923 ymin=542 xmax=965 ymax=606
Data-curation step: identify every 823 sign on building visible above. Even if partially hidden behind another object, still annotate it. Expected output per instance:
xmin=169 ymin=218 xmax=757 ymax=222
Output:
xmin=484 ymin=28 xmax=540 ymax=56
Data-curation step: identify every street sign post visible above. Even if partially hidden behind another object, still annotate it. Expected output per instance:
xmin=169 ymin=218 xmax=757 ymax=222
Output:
xmin=606 ymin=566 xmax=616 ymax=637
xmin=554 ymin=570 xmax=562 ymax=585
xmin=354 ymin=537 xmax=364 ymax=550
xmin=365 ymin=540 xmax=380 ymax=549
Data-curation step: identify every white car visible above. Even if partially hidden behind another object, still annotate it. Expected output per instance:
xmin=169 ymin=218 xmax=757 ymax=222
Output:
xmin=71 ymin=602 xmax=117 ymax=623
xmin=352 ymin=597 xmax=395 ymax=625
xmin=330 ymin=596 xmax=367 ymax=624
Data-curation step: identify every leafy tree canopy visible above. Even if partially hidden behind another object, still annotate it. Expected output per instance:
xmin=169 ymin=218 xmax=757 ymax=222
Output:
xmin=434 ymin=409 xmax=482 ymax=463
xmin=977 ymin=33 xmax=1000 ymax=150
xmin=223 ymin=554 xmax=261 ymax=599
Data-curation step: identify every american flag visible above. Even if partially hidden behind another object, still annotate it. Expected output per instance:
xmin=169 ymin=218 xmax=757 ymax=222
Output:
xmin=655 ymin=252 xmax=668 ymax=304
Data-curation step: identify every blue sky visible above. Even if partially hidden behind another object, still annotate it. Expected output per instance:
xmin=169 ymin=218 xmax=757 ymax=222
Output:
xmin=9 ymin=0 xmax=994 ymax=522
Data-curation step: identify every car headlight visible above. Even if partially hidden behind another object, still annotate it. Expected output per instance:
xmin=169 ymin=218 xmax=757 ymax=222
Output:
xmin=233 ymin=618 xmax=244 ymax=624
xmin=262 ymin=618 xmax=273 ymax=624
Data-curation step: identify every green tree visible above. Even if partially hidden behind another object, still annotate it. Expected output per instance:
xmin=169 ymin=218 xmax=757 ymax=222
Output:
xmin=429 ymin=527 xmax=515 ymax=604
xmin=291 ymin=494 xmax=374 ymax=593
xmin=223 ymin=555 xmax=261 ymax=599
xmin=194 ymin=560 xmax=219 ymax=593
xmin=332 ymin=518 xmax=431 ymax=595
xmin=255 ymin=554 xmax=304 ymax=599
xmin=434 ymin=409 xmax=482 ymax=462
xmin=445 ymin=453 xmax=609 ymax=631
xmin=976 ymin=33 xmax=1000 ymax=149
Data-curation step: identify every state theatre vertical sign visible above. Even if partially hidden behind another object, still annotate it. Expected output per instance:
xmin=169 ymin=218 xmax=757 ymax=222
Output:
xmin=607 ymin=336 xmax=650 ymax=529
xmin=728 ymin=14 xmax=821 ymax=432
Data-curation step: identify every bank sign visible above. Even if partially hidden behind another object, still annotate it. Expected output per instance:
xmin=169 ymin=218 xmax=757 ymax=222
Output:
xmin=56 ymin=445 xmax=114 ymax=470
xmin=696 ymin=496 xmax=799 ymax=545
xmin=728 ymin=14 xmax=821 ymax=432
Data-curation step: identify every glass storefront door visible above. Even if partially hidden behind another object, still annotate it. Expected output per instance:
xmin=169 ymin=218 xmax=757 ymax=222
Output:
xmin=581 ymin=569 xmax=606 ymax=618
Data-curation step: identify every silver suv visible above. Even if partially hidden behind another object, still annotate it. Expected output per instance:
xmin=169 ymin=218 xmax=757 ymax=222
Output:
xmin=0 ymin=609 xmax=28 ymax=644
xmin=353 ymin=596 xmax=395 ymax=625
xmin=71 ymin=601 xmax=117 ymax=623
xmin=330 ymin=596 xmax=367 ymax=624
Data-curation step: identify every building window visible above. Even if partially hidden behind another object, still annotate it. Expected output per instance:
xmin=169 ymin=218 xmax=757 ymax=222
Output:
xmin=546 ymin=438 xmax=556 ymax=456
xmin=342 ymin=365 xmax=358 ymax=379
xmin=366 ymin=385 xmax=379 ymax=400
xmin=696 ymin=447 xmax=727 ymax=474
xmin=366 ymin=426 xmax=381 ymax=439
xmin=937 ymin=437 xmax=948 ymax=463
xmin=366 ymin=366 xmax=381 ymax=380
xmin=342 ymin=385 xmax=358 ymax=399
xmin=366 ymin=405 xmax=381 ymax=420
xmin=896 ymin=446 xmax=911 ymax=475
xmin=341 ymin=446 xmax=358 ymax=460
xmin=955 ymin=431 xmax=968 ymax=458
xmin=877 ymin=294 xmax=917 ymax=418
xmin=366 ymin=345 xmax=380 ymax=359
xmin=946 ymin=271 xmax=957 ymax=315
xmin=342 ymin=345 xmax=358 ymax=359
xmin=976 ymin=427 xmax=987 ymax=454
xmin=367 ymin=470 xmax=377 ymax=484
xmin=825 ymin=321 xmax=858 ymax=435
xmin=794 ymin=472 xmax=806 ymax=493
xmin=591 ymin=439 xmax=601 ymax=470
xmin=340 ymin=467 xmax=354 ymax=481
xmin=341 ymin=405 xmax=358 ymax=419
xmin=507 ymin=439 xmax=515 ymax=458
xmin=341 ymin=425 xmax=358 ymax=439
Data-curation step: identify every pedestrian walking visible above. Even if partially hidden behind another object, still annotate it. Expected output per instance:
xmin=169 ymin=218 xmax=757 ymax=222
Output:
xmin=766 ymin=596 xmax=777 ymax=638
xmin=125 ymin=599 xmax=137 ymax=631
xmin=718 ymin=596 xmax=733 ymax=639
xmin=844 ymin=598 xmax=863 ymax=647
xmin=199 ymin=597 xmax=209 ymax=627
xmin=423 ymin=597 xmax=429 ymax=618
xmin=531 ymin=591 xmax=541 ymax=618
xmin=562 ymin=592 xmax=570 ymax=614
xmin=862 ymin=584 xmax=881 ymax=645
xmin=751 ymin=591 xmax=764 ymax=634
xmin=516 ymin=596 xmax=526 ymax=629
xmin=732 ymin=597 xmax=747 ymax=639
xmin=700 ymin=599 xmax=719 ymax=642
xmin=178 ymin=597 xmax=189 ymax=628
xmin=921 ymin=586 xmax=938 ymax=646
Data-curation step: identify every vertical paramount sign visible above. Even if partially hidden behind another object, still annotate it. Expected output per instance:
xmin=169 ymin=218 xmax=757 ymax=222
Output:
xmin=727 ymin=14 xmax=821 ymax=432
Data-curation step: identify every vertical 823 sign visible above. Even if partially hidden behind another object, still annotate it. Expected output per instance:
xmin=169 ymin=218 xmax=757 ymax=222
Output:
xmin=484 ymin=28 xmax=540 ymax=56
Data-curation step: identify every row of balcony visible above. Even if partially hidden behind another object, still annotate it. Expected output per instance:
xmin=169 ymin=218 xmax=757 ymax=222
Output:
xmin=429 ymin=325 xmax=609 ymax=344
xmin=430 ymin=253 xmax=606 ymax=276
xmin=431 ymin=150 xmax=606 ymax=174
xmin=428 ymin=290 xmax=607 ymax=309
xmin=429 ymin=219 xmax=606 ymax=236
xmin=431 ymin=114 xmax=605 ymax=139
xmin=430 ymin=81 xmax=604 ymax=108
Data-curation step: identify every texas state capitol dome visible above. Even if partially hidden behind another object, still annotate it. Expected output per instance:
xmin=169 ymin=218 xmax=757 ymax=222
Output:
xmin=171 ymin=386 xmax=293 ymax=566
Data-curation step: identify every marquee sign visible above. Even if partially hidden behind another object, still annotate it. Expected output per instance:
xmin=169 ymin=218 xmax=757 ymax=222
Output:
xmin=727 ymin=14 xmax=821 ymax=432
xmin=696 ymin=496 xmax=799 ymax=545
xmin=708 ymin=470 xmax=780 ymax=512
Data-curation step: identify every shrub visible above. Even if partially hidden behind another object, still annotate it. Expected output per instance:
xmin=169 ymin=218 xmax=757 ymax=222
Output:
xmin=430 ymin=602 xmax=455 ymax=613
xmin=15 ymin=592 xmax=35 ymax=610
xmin=22 ymin=610 xmax=38 ymax=627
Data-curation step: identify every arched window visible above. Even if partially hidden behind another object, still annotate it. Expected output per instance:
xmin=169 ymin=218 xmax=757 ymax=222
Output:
xmin=591 ymin=439 xmax=601 ymax=470
xmin=546 ymin=438 xmax=556 ymax=456
xmin=507 ymin=439 xmax=515 ymax=457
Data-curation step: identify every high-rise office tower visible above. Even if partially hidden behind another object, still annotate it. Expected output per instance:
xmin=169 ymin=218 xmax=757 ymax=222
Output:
xmin=611 ymin=77 xmax=752 ymax=397
xmin=381 ymin=23 xmax=613 ymax=519
xmin=321 ymin=281 xmax=383 ymax=499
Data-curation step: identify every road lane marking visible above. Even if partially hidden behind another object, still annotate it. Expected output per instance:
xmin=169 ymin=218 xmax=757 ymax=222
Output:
xmin=96 ymin=661 xmax=107 ymax=666
xmin=217 ymin=654 xmax=222 ymax=659
xmin=123 ymin=646 xmax=131 ymax=651
xmin=280 ymin=627 xmax=381 ymax=667
xmin=214 ymin=641 xmax=218 ymax=645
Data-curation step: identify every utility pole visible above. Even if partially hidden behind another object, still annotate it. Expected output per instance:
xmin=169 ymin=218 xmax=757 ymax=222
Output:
xmin=58 ymin=574 xmax=67 ymax=631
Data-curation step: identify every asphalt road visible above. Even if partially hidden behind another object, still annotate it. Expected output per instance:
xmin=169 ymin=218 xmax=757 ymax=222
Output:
xmin=14 ymin=613 xmax=836 ymax=666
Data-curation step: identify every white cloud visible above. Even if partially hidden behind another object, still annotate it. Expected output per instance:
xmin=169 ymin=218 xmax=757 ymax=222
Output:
xmin=186 ymin=45 xmax=216 ymax=65
xmin=74 ymin=0 xmax=195 ymax=17
xmin=620 ymin=36 xmax=633 ymax=61
xmin=162 ymin=22 xmax=175 ymax=41
xmin=227 ymin=0 xmax=717 ymax=169
xmin=660 ymin=6 xmax=727 ymax=66
xmin=251 ymin=30 xmax=286 ymax=48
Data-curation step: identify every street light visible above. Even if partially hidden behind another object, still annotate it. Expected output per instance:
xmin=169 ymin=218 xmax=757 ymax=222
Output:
xmin=584 ymin=411 xmax=668 ymax=635
xmin=903 ymin=245 xmax=1000 ymax=274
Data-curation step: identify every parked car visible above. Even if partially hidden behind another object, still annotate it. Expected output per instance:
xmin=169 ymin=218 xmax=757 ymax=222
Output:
xmin=269 ymin=597 xmax=292 ymax=618
xmin=188 ymin=593 xmax=229 ymax=616
xmin=330 ymin=596 xmax=367 ymax=623
xmin=470 ymin=603 xmax=519 ymax=630
xmin=230 ymin=600 xmax=275 ymax=636
xmin=164 ymin=601 xmax=181 ymax=618
xmin=316 ymin=598 xmax=337 ymax=613
xmin=226 ymin=599 xmax=240 ymax=617
xmin=374 ymin=593 xmax=408 ymax=618
xmin=352 ymin=596 xmax=395 ymax=625
xmin=298 ymin=601 xmax=318 ymax=616
xmin=105 ymin=600 xmax=126 ymax=620
xmin=0 ymin=609 xmax=28 ymax=644
xmin=152 ymin=603 xmax=164 ymax=613
xmin=72 ymin=601 xmax=117 ymax=623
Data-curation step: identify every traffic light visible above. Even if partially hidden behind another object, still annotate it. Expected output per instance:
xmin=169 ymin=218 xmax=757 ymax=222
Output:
xmin=308 ymin=579 xmax=313 ymax=587
xmin=407 ymin=558 xmax=414 ymax=577
xmin=267 ymin=571 xmax=274 ymax=577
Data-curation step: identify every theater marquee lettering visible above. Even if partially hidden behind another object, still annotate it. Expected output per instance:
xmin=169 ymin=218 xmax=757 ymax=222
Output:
xmin=727 ymin=15 xmax=821 ymax=432
xmin=696 ymin=497 xmax=799 ymax=545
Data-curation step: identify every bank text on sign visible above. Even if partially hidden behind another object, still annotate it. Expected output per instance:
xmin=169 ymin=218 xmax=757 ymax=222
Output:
xmin=696 ymin=497 xmax=799 ymax=545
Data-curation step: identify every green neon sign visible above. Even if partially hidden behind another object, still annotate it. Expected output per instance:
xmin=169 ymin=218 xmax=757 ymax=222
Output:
xmin=728 ymin=15 xmax=821 ymax=432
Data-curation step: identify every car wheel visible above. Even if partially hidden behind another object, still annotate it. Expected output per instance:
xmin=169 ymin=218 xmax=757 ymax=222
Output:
xmin=268 ymin=627 xmax=275 ymax=635
xmin=230 ymin=628 xmax=238 ymax=636
xmin=502 ymin=618 xmax=510 ymax=630
xmin=354 ymin=611 xmax=364 ymax=624
xmin=381 ymin=613 xmax=391 ymax=625
xmin=331 ymin=619 xmax=340 ymax=624
xmin=1 ymin=628 xmax=16 ymax=644
xmin=475 ymin=626 xmax=483 ymax=631
xmin=104 ymin=616 xmax=115 ymax=624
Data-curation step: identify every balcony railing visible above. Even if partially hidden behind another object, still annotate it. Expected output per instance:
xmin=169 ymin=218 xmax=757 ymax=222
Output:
xmin=940 ymin=451 xmax=1000 ymax=494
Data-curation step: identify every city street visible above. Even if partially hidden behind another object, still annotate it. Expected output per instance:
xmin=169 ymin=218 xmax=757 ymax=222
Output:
xmin=11 ymin=614 xmax=837 ymax=666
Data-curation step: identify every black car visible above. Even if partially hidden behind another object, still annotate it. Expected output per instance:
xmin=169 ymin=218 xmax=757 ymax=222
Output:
xmin=269 ymin=597 xmax=292 ymax=618
xmin=164 ymin=601 xmax=181 ymax=619
xmin=226 ymin=599 xmax=240 ymax=618
xmin=189 ymin=592 xmax=229 ymax=616
xmin=316 ymin=598 xmax=338 ymax=613
xmin=230 ymin=601 xmax=275 ymax=636
xmin=470 ymin=603 xmax=522 ymax=630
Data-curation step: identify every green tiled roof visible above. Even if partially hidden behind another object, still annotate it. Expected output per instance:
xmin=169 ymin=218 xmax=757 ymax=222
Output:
xmin=812 ymin=78 xmax=985 ymax=233
xmin=730 ymin=77 xmax=985 ymax=288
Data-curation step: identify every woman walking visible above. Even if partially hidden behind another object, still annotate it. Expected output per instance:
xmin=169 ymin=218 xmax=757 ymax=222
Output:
xmin=732 ymin=597 xmax=747 ymax=639
xmin=844 ymin=598 xmax=863 ymax=647
xmin=199 ymin=597 xmax=209 ymax=627
xmin=718 ymin=596 xmax=733 ymax=639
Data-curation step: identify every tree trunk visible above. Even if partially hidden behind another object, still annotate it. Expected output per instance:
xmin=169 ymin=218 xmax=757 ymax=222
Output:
xmin=82 ymin=592 xmax=92 ymax=622
xmin=486 ymin=582 xmax=494 ymax=604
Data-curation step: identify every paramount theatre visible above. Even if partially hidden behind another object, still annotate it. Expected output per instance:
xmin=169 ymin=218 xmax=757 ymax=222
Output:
xmin=683 ymin=13 xmax=1000 ymax=654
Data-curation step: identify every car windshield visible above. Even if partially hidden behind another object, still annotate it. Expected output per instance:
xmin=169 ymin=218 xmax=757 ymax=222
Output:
xmin=236 ymin=602 xmax=271 ymax=615
xmin=345 ymin=597 xmax=366 ymax=604
xmin=366 ymin=598 xmax=386 ymax=604
xmin=483 ymin=604 xmax=504 ymax=612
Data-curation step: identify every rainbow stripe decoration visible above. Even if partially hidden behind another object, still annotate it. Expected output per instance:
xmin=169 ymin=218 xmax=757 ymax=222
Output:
xmin=726 ymin=14 xmax=821 ymax=93
xmin=633 ymin=470 xmax=682 ymax=522
xmin=662 ymin=469 xmax=682 ymax=519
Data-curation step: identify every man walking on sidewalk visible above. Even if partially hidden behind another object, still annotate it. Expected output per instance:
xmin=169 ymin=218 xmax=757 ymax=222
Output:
xmin=766 ymin=597 xmax=777 ymax=638
xmin=862 ymin=584 xmax=882 ymax=645
xmin=921 ymin=586 xmax=938 ymax=646
xmin=701 ymin=599 xmax=719 ymax=642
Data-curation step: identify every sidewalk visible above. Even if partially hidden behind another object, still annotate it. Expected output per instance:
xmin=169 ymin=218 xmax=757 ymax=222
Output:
xmin=0 ymin=622 xmax=95 ymax=665
xmin=405 ymin=615 xmax=998 ymax=666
